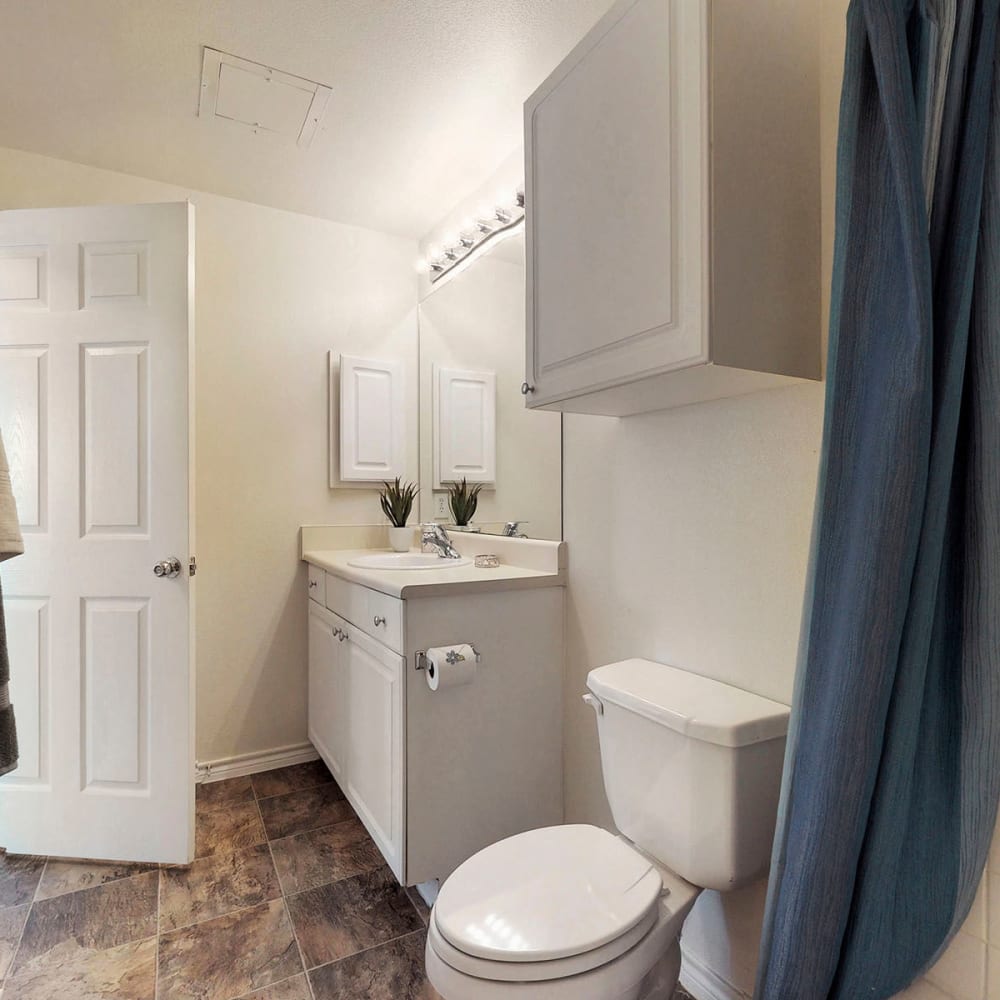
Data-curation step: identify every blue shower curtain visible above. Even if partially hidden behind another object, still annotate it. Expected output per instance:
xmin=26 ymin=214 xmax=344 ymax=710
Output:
xmin=756 ymin=1 xmax=1000 ymax=997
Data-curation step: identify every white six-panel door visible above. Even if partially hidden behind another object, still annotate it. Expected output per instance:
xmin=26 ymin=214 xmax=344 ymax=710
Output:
xmin=0 ymin=202 xmax=194 ymax=864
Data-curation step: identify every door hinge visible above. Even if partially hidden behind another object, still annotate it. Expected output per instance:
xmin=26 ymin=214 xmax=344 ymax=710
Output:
xmin=189 ymin=556 xmax=197 ymax=577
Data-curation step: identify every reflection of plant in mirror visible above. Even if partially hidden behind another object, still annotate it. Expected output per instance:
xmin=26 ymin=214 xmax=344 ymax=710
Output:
xmin=380 ymin=478 xmax=419 ymax=527
xmin=448 ymin=478 xmax=484 ymax=526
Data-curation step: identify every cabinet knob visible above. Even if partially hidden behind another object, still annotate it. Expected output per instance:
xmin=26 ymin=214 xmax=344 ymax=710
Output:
xmin=373 ymin=615 xmax=387 ymax=628
xmin=338 ymin=631 xmax=348 ymax=643
xmin=332 ymin=627 xmax=341 ymax=638
xmin=521 ymin=382 xmax=535 ymax=395
xmin=309 ymin=580 xmax=317 ymax=589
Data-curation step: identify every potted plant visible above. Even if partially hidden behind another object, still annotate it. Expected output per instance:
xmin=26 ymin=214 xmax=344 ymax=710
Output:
xmin=448 ymin=477 xmax=484 ymax=528
xmin=380 ymin=478 xmax=418 ymax=552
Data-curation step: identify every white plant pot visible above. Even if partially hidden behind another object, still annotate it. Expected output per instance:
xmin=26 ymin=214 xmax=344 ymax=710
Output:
xmin=388 ymin=526 xmax=412 ymax=552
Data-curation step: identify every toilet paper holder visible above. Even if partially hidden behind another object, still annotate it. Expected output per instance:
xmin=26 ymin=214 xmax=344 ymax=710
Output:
xmin=414 ymin=646 xmax=482 ymax=672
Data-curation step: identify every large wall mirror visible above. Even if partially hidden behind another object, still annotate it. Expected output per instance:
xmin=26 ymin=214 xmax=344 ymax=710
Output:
xmin=418 ymin=230 xmax=562 ymax=539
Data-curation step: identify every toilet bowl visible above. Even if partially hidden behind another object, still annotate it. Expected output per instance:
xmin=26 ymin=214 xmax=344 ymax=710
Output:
xmin=426 ymin=659 xmax=791 ymax=999
xmin=425 ymin=824 xmax=700 ymax=1000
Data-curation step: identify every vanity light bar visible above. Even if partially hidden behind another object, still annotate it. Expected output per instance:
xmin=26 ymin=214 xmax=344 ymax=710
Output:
xmin=424 ymin=190 xmax=525 ymax=283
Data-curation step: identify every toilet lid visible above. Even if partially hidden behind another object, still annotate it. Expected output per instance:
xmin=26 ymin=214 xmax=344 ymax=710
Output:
xmin=434 ymin=825 xmax=663 ymax=964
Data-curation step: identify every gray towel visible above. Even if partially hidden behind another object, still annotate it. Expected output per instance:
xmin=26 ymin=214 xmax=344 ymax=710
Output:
xmin=0 ymin=579 xmax=16 ymax=777
xmin=0 ymin=430 xmax=22 ymax=777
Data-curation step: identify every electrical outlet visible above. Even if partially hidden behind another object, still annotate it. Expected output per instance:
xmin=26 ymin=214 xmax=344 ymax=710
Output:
xmin=435 ymin=493 xmax=448 ymax=519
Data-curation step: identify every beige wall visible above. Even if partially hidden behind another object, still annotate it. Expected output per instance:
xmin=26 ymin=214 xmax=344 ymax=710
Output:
xmin=0 ymin=145 xmax=418 ymax=764
xmin=562 ymin=385 xmax=824 ymax=993
xmin=562 ymin=2 xmax=997 ymax=998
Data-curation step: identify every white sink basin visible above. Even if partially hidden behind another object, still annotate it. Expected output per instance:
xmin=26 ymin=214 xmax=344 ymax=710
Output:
xmin=347 ymin=552 xmax=472 ymax=571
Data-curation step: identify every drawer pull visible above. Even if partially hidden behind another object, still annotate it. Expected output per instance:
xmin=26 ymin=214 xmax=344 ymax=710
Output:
xmin=373 ymin=615 xmax=387 ymax=628
xmin=308 ymin=580 xmax=318 ymax=589
xmin=338 ymin=631 xmax=348 ymax=643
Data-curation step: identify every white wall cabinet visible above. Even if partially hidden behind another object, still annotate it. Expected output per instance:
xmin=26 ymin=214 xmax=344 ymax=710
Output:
xmin=523 ymin=0 xmax=821 ymax=416
xmin=337 ymin=353 xmax=406 ymax=482
xmin=307 ymin=568 xmax=563 ymax=886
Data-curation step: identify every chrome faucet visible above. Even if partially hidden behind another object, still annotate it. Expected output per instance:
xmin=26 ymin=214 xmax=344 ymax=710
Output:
xmin=421 ymin=523 xmax=462 ymax=559
xmin=502 ymin=522 xmax=526 ymax=538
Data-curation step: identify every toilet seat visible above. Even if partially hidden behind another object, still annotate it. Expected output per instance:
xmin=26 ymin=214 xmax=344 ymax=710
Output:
xmin=429 ymin=907 xmax=659 ymax=983
xmin=431 ymin=825 xmax=665 ymax=983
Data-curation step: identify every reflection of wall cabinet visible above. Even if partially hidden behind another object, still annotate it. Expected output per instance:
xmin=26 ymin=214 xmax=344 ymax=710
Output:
xmin=523 ymin=0 xmax=821 ymax=416
xmin=433 ymin=365 xmax=496 ymax=487
xmin=306 ymin=564 xmax=563 ymax=886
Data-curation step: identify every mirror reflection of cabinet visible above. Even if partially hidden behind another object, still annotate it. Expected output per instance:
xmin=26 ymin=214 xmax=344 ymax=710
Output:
xmin=433 ymin=365 xmax=496 ymax=488
xmin=418 ymin=233 xmax=562 ymax=540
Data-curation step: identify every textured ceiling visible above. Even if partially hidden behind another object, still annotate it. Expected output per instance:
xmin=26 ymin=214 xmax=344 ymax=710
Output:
xmin=0 ymin=0 xmax=612 ymax=237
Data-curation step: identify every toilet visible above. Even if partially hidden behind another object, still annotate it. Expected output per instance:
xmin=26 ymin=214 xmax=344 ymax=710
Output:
xmin=425 ymin=658 xmax=791 ymax=1000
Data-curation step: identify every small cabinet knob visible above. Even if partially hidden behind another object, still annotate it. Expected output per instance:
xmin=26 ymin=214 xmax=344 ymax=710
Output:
xmin=338 ymin=630 xmax=348 ymax=643
xmin=521 ymin=382 xmax=535 ymax=395
xmin=308 ymin=580 xmax=317 ymax=589
xmin=373 ymin=615 xmax=387 ymax=628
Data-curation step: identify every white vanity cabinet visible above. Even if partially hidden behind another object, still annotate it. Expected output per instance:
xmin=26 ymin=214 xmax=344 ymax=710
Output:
xmin=306 ymin=558 xmax=564 ymax=887
xmin=307 ymin=597 xmax=404 ymax=878
xmin=523 ymin=0 xmax=821 ymax=416
xmin=307 ymin=602 xmax=347 ymax=784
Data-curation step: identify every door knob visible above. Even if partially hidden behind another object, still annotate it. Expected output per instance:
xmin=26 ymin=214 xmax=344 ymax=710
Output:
xmin=153 ymin=557 xmax=183 ymax=580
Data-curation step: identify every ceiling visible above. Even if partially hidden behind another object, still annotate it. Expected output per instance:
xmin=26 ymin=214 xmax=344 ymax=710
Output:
xmin=0 ymin=0 xmax=612 ymax=238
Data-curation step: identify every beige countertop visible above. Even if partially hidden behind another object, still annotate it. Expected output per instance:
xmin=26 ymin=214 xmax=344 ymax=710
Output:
xmin=302 ymin=547 xmax=565 ymax=599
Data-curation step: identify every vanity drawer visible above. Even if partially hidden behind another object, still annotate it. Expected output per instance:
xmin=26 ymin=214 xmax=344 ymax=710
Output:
xmin=307 ymin=564 xmax=326 ymax=606
xmin=325 ymin=573 xmax=364 ymax=625
xmin=367 ymin=588 xmax=403 ymax=653
xmin=325 ymin=574 xmax=404 ymax=653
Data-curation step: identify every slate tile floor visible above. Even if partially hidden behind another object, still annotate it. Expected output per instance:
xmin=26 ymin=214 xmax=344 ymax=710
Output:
xmin=0 ymin=759 xmax=697 ymax=1000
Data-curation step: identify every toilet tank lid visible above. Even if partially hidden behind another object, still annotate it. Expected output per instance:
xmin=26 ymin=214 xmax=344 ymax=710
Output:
xmin=587 ymin=659 xmax=790 ymax=748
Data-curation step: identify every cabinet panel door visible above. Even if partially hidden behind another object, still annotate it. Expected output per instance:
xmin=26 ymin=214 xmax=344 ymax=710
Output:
xmin=307 ymin=604 xmax=348 ymax=784
xmin=345 ymin=628 xmax=404 ymax=878
xmin=524 ymin=0 xmax=708 ymax=405
xmin=338 ymin=354 xmax=406 ymax=482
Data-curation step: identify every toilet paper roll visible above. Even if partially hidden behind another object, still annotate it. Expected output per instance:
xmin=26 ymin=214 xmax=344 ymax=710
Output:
xmin=425 ymin=644 xmax=477 ymax=691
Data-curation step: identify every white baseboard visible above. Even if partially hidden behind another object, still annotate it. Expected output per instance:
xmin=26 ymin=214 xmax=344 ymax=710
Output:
xmin=680 ymin=950 xmax=753 ymax=1000
xmin=195 ymin=742 xmax=319 ymax=784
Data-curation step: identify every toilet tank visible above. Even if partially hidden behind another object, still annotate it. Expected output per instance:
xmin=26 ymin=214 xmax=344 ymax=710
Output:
xmin=586 ymin=659 xmax=790 ymax=892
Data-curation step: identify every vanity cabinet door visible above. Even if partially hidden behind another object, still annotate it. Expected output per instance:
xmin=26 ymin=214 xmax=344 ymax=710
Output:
xmin=307 ymin=602 xmax=348 ymax=785
xmin=344 ymin=626 xmax=404 ymax=880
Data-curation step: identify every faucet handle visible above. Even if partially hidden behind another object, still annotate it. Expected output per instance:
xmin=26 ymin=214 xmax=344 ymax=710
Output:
xmin=420 ymin=522 xmax=462 ymax=559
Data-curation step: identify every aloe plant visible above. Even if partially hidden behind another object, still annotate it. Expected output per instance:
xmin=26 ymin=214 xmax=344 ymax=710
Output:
xmin=379 ymin=478 xmax=418 ymax=528
xmin=447 ymin=478 xmax=484 ymax=526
